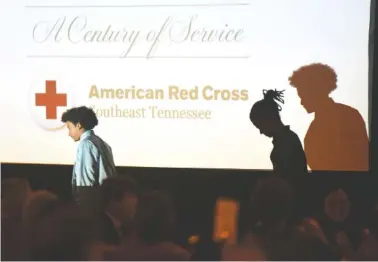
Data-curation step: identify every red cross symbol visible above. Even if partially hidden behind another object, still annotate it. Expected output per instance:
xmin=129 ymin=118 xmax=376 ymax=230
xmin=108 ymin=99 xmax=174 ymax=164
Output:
xmin=35 ymin=80 xmax=67 ymax=120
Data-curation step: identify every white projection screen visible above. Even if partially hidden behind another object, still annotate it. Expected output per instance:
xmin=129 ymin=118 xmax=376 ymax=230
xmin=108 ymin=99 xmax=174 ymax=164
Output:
xmin=0 ymin=0 xmax=371 ymax=170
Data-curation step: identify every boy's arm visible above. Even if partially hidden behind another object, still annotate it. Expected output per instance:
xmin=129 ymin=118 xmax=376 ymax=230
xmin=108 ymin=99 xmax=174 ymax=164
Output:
xmin=73 ymin=140 xmax=99 ymax=186
xmin=73 ymin=141 xmax=100 ymax=213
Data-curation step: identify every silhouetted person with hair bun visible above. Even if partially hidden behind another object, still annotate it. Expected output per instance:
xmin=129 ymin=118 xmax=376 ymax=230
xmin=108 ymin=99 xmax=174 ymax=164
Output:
xmin=250 ymin=89 xmax=308 ymax=184
xmin=61 ymin=106 xmax=117 ymax=213
xmin=289 ymin=63 xmax=369 ymax=171
xmin=250 ymin=89 xmax=308 ymax=221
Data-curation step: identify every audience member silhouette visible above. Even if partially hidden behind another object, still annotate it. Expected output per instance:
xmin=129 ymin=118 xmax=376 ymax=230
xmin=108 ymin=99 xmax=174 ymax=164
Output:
xmin=249 ymin=176 xmax=294 ymax=232
xmin=1 ymin=178 xmax=31 ymax=220
xmin=1 ymin=178 xmax=31 ymax=261
xmin=244 ymin=177 xmax=337 ymax=261
xmin=28 ymin=204 xmax=101 ymax=261
xmin=22 ymin=190 xmax=58 ymax=228
xmin=289 ymin=63 xmax=369 ymax=171
xmin=108 ymin=190 xmax=190 ymax=261
xmin=262 ymin=227 xmax=338 ymax=261
xmin=355 ymin=204 xmax=378 ymax=260
xmin=250 ymin=89 xmax=308 ymax=184
xmin=97 ymin=176 xmax=138 ymax=246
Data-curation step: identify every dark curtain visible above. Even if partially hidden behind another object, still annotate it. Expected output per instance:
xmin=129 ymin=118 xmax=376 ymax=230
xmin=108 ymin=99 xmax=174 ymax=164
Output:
xmin=369 ymin=0 xmax=377 ymax=173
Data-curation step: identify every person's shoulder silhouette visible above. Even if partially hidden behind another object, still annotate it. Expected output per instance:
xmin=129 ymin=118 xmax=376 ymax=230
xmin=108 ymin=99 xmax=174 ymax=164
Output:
xmin=270 ymin=125 xmax=307 ymax=177
xmin=289 ymin=63 xmax=369 ymax=171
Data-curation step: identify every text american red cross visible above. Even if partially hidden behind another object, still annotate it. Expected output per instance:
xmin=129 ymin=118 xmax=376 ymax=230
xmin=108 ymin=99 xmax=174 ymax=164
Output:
xmin=35 ymin=80 xmax=67 ymax=119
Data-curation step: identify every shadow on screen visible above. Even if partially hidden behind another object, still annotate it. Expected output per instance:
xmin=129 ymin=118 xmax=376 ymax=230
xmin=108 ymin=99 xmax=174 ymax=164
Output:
xmin=289 ymin=63 xmax=369 ymax=171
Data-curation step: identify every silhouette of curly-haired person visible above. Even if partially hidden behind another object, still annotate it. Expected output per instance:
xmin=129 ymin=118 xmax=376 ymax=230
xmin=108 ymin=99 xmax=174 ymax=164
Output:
xmin=250 ymin=89 xmax=308 ymax=183
xmin=289 ymin=63 xmax=369 ymax=171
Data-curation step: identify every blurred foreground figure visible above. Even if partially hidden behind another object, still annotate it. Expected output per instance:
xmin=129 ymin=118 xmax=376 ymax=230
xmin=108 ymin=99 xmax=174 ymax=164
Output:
xmin=29 ymin=204 xmax=102 ymax=261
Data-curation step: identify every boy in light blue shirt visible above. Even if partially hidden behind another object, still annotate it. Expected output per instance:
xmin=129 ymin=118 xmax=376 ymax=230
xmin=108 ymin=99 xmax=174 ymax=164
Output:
xmin=61 ymin=106 xmax=117 ymax=211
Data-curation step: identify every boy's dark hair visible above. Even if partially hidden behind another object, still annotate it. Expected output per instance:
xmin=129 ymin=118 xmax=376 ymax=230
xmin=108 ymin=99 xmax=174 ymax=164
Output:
xmin=98 ymin=176 xmax=137 ymax=210
xmin=61 ymin=106 xmax=98 ymax=130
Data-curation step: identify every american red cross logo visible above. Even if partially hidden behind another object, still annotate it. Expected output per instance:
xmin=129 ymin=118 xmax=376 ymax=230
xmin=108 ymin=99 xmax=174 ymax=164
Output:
xmin=35 ymin=80 xmax=67 ymax=120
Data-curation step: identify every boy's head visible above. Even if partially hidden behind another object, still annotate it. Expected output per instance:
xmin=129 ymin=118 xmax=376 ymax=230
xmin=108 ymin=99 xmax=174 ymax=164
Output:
xmin=61 ymin=106 xmax=98 ymax=141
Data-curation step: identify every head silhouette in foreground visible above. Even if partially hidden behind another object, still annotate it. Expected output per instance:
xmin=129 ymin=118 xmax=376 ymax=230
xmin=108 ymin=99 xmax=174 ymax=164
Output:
xmin=250 ymin=89 xmax=307 ymax=182
xmin=61 ymin=106 xmax=98 ymax=142
xmin=289 ymin=63 xmax=369 ymax=171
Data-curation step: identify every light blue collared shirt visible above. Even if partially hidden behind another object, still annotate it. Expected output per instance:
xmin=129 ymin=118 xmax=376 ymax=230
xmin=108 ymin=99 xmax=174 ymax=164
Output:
xmin=72 ymin=130 xmax=117 ymax=187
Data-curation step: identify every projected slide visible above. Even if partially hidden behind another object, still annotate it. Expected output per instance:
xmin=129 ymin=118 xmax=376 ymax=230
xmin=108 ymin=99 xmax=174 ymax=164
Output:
xmin=0 ymin=0 xmax=370 ymax=170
